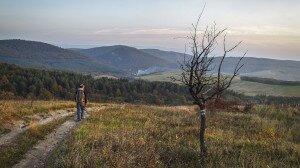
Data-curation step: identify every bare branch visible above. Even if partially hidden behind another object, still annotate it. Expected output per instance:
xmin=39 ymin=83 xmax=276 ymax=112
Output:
xmin=178 ymin=15 xmax=245 ymax=105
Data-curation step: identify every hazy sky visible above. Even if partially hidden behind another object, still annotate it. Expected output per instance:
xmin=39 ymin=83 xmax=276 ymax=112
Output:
xmin=0 ymin=0 xmax=299 ymax=60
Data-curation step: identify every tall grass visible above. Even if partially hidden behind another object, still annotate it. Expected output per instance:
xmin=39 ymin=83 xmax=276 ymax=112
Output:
xmin=49 ymin=104 xmax=300 ymax=167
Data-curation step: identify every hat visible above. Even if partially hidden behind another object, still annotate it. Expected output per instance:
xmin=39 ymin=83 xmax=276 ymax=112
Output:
xmin=79 ymin=84 xmax=84 ymax=88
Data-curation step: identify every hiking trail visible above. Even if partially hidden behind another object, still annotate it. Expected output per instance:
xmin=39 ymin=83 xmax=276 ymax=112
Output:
xmin=0 ymin=109 xmax=75 ymax=146
xmin=12 ymin=106 xmax=105 ymax=168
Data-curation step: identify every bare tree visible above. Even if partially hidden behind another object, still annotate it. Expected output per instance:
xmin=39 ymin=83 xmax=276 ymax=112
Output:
xmin=173 ymin=10 xmax=246 ymax=156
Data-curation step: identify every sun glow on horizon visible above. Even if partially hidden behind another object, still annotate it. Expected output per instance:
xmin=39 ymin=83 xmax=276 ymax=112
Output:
xmin=0 ymin=0 xmax=299 ymax=60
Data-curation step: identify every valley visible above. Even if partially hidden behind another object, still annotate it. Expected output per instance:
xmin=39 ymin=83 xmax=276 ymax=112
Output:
xmin=139 ymin=71 xmax=300 ymax=97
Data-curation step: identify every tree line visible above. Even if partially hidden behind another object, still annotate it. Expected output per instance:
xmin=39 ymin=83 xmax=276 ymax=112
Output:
xmin=240 ymin=76 xmax=300 ymax=86
xmin=0 ymin=63 xmax=190 ymax=105
xmin=226 ymin=91 xmax=300 ymax=107
xmin=0 ymin=63 xmax=299 ymax=106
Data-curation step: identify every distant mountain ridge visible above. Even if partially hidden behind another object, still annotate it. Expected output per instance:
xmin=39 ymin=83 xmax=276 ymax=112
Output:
xmin=141 ymin=49 xmax=185 ymax=66
xmin=75 ymin=45 xmax=170 ymax=73
xmin=0 ymin=39 xmax=84 ymax=59
xmin=139 ymin=49 xmax=300 ymax=81
xmin=215 ymin=57 xmax=300 ymax=81
xmin=0 ymin=39 xmax=299 ymax=80
xmin=0 ymin=39 xmax=120 ymax=74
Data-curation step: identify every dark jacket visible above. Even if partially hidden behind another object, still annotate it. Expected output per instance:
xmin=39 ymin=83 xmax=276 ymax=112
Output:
xmin=75 ymin=88 xmax=87 ymax=105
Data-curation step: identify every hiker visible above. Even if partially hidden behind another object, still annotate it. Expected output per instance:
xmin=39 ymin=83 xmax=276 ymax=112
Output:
xmin=75 ymin=84 xmax=87 ymax=121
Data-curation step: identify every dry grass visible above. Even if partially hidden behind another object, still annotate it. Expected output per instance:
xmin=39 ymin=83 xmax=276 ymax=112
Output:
xmin=0 ymin=100 xmax=76 ymax=134
xmin=48 ymin=104 xmax=300 ymax=167
xmin=0 ymin=116 xmax=70 ymax=167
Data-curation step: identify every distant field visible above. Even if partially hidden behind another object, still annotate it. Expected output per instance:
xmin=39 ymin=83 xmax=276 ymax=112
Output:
xmin=137 ymin=71 xmax=181 ymax=83
xmin=230 ymin=78 xmax=300 ymax=97
xmin=138 ymin=71 xmax=300 ymax=97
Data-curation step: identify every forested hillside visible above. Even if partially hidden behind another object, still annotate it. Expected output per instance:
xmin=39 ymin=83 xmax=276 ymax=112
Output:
xmin=0 ymin=39 xmax=120 ymax=74
xmin=1 ymin=39 xmax=299 ymax=80
xmin=75 ymin=45 xmax=170 ymax=73
xmin=0 ymin=39 xmax=84 ymax=59
xmin=1 ymin=63 xmax=299 ymax=106
xmin=0 ymin=63 xmax=190 ymax=105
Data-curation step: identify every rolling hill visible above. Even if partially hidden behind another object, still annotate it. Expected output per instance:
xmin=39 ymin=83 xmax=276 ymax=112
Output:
xmin=140 ymin=49 xmax=300 ymax=81
xmin=141 ymin=49 xmax=185 ymax=67
xmin=74 ymin=45 xmax=170 ymax=73
xmin=0 ymin=39 xmax=120 ymax=74
xmin=0 ymin=39 xmax=299 ymax=80
xmin=0 ymin=39 xmax=84 ymax=59
xmin=213 ymin=57 xmax=300 ymax=81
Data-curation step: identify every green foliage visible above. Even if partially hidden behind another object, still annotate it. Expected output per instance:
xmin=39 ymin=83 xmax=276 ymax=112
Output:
xmin=1 ymin=62 xmax=299 ymax=106
xmin=241 ymin=76 xmax=300 ymax=86
xmin=0 ymin=63 xmax=191 ymax=105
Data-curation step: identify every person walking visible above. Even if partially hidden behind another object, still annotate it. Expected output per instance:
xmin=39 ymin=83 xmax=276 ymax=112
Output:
xmin=75 ymin=84 xmax=87 ymax=121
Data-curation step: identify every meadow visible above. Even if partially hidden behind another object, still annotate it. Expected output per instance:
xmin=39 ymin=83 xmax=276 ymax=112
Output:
xmin=0 ymin=116 xmax=70 ymax=167
xmin=48 ymin=103 xmax=300 ymax=167
xmin=0 ymin=100 xmax=75 ymax=134
xmin=0 ymin=100 xmax=78 ymax=167
xmin=138 ymin=71 xmax=300 ymax=97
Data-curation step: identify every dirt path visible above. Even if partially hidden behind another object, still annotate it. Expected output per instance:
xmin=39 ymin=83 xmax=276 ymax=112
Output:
xmin=0 ymin=109 xmax=74 ymax=146
xmin=12 ymin=106 xmax=104 ymax=168
xmin=12 ymin=120 xmax=77 ymax=168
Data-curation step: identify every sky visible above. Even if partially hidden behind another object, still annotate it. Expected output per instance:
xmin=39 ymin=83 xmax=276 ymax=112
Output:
xmin=0 ymin=0 xmax=299 ymax=60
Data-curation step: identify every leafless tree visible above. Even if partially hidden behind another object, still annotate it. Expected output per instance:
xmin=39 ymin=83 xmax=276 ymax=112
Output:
xmin=173 ymin=10 xmax=246 ymax=156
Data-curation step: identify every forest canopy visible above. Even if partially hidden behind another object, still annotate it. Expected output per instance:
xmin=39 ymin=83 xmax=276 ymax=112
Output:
xmin=0 ymin=63 xmax=190 ymax=105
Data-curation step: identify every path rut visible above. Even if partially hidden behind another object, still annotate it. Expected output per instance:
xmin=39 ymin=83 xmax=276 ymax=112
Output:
xmin=0 ymin=109 xmax=74 ymax=146
xmin=13 ymin=120 xmax=77 ymax=168
xmin=12 ymin=106 xmax=104 ymax=168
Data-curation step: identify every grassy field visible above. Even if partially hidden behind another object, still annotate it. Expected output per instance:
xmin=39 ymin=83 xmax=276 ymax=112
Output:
xmin=230 ymin=79 xmax=300 ymax=97
xmin=137 ymin=71 xmax=180 ymax=83
xmin=0 ymin=100 xmax=75 ymax=134
xmin=48 ymin=103 xmax=300 ymax=167
xmin=0 ymin=100 xmax=79 ymax=167
xmin=138 ymin=71 xmax=300 ymax=97
xmin=0 ymin=116 xmax=71 ymax=167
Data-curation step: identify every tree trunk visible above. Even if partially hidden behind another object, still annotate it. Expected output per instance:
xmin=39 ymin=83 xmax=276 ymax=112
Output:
xmin=199 ymin=104 xmax=207 ymax=155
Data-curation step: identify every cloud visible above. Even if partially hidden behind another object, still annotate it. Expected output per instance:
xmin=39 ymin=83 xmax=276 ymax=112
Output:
xmin=41 ymin=26 xmax=299 ymax=60
xmin=227 ymin=26 xmax=300 ymax=36
xmin=122 ymin=28 xmax=189 ymax=35
xmin=91 ymin=28 xmax=189 ymax=37
xmin=92 ymin=28 xmax=127 ymax=35
xmin=91 ymin=26 xmax=300 ymax=38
